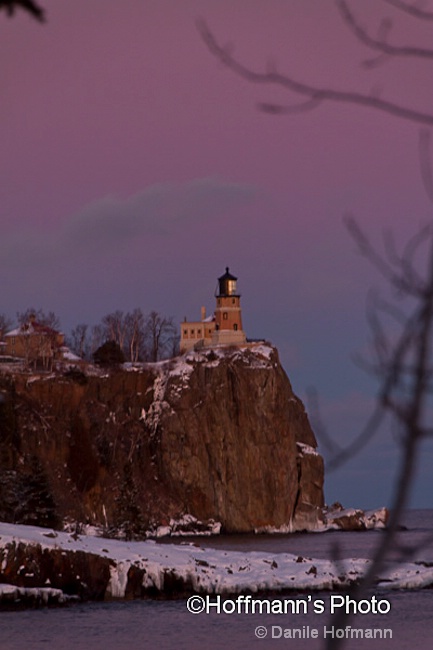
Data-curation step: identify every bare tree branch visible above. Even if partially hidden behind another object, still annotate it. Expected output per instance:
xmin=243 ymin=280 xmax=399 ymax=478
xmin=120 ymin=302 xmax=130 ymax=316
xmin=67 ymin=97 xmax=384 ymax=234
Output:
xmin=196 ymin=18 xmax=433 ymax=126
xmin=382 ymin=0 xmax=433 ymax=20
xmin=306 ymin=387 xmax=344 ymax=456
xmin=384 ymin=225 xmax=430 ymax=294
xmin=345 ymin=215 xmax=431 ymax=297
xmin=337 ymin=0 xmax=433 ymax=59
xmin=198 ymin=7 xmax=433 ymax=649
xmin=319 ymin=221 xmax=433 ymax=474
xmin=259 ymin=96 xmax=324 ymax=115
xmin=326 ymin=225 xmax=433 ymax=649
xmin=326 ymin=401 xmax=386 ymax=471
xmin=0 ymin=0 xmax=45 ymax=22
xmin=419 ymin=128 xmax=433 ymax=203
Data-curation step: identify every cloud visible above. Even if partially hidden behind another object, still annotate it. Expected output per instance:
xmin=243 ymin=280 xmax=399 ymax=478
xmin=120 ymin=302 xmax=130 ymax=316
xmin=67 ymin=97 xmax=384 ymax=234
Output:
xmin=66 ymin=177 xmax=260 ymax=249
xmin=0 ymin=177 xmax=259 ymax=270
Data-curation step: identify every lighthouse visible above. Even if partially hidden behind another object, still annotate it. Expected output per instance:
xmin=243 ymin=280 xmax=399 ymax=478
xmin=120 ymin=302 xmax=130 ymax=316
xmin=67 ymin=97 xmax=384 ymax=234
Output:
xmin=179 ymin=267 xmax=246 ymax=353
xmin=214 ymin=267 xmax=243 ymax=333
xmin=212 ymin=267 xmax=246 ymax=347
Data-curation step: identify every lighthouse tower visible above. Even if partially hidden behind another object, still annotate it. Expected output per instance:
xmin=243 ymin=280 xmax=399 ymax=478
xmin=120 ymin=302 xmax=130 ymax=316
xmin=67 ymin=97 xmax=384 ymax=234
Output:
xmin=212 ymin=267 xmax=246 ymax=347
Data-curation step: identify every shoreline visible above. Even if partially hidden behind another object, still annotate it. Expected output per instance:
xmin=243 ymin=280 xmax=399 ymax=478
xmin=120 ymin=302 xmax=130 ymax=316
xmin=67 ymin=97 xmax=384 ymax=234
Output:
xmin=1 ymin=518 xmax=432 ymax=609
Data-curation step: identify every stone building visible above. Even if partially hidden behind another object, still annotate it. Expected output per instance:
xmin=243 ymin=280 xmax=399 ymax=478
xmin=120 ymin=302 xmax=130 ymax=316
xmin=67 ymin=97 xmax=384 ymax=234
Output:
xmin=180 ymin=268 xmax=247 ymax=353
xmin=3 ymin=314 xmax=65 ymax=368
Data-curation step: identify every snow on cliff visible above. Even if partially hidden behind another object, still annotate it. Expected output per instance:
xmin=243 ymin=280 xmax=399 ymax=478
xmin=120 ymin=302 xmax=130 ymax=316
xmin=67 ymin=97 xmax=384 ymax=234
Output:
xmin=1 ymin=521 xmax=433 ymax=601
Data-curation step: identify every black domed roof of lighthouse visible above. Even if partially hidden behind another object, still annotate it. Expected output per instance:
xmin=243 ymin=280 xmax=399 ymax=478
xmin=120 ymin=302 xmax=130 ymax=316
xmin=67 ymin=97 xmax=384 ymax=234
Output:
xmin=216 ymin=267 xmax=239 ymax=297
xmin=218 ymin=267 xmax=237 ymax=282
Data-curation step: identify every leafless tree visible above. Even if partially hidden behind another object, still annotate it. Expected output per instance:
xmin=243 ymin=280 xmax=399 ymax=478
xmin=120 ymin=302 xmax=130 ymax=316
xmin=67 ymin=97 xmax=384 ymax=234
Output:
xmin=144 ymin=311 xmax=177 ymax=362
xmin=99 ymin=309 xmax=146 ymax=362
xmin=198 ymin=3 xmax=433 ymax=648
xmin=0 ymin=314 xmax=12 ymax=339
xmin=17 ymin=308 xmax=60 ymax=332
xmin=89 ymin=324 xmax=104 ymax=359
xmin=68 ymin=324 xmax=89 ymax=360
xmin=168 ymin=332 xmax=180 ymax=359
xmin=85 ymin=309 xmax=177 ymax=363
xmin=101 ymin=310 xmax=129 ymax=353
xmin=125 ymin=308 xmax=146 ymax=363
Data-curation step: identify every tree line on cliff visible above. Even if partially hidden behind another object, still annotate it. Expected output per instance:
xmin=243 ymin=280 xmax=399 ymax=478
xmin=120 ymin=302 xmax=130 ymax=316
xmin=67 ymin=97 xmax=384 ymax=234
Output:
xmin=0 ymin=308 xmax=179 ymax=364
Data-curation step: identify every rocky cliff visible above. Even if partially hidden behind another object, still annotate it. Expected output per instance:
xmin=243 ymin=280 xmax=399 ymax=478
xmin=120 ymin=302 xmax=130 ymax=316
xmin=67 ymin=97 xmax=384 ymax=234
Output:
xmin=0 ymin=345 xmax=324 ymax=535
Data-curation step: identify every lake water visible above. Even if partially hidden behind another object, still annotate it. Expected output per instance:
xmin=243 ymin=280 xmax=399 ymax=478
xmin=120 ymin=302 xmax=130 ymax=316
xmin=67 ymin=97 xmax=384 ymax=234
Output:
xmin=1 ymin=511 xmax=432 ymax=650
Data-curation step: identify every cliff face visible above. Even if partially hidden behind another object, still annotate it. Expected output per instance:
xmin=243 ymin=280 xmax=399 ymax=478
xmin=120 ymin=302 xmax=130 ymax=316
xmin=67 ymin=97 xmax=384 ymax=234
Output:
xmin=0 ymin=345 xmax=324 ymax=534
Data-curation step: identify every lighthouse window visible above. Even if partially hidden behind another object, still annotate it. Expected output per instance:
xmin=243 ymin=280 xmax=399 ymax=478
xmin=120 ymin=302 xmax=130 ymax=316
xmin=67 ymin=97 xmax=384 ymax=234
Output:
xmin=183 ymin=330 xmax=187 ymax=336
xmin=232 ymin=298 xmax=235 ymax=304
xmin=223 ymin=312 xmax=228 ymax=320
xmin=197 ymin=329 xmax=201 ymax=335
xmin=234 ymin=324 xmax=238 ymax=331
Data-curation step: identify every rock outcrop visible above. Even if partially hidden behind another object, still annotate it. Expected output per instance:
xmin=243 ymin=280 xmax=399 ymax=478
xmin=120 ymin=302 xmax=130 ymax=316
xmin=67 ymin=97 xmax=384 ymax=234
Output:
xmin=0 ymin=514 xmax=418 ymax=607
xmin=0 ymin=345 xmax=324 ymax=534
xmin=324 ymin=503 xmax=389 ymax=531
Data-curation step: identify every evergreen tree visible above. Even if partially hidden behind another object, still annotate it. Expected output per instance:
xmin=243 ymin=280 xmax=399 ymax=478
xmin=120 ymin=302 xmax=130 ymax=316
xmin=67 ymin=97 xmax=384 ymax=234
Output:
xmin=115 ymin=463 xmax=146 ymax=540
xmin=93 ymin=340 xmax=125 ymax=367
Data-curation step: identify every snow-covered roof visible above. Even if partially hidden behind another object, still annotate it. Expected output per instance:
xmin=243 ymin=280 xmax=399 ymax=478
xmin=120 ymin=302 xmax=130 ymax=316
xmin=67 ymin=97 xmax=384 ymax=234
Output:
xmin=60 ymin=346 xmax=82 ymax=361
xmin=4 ymin=327 xmax=21 ymax=337
xmin=5 ymin=321 xmax=63 ymax=338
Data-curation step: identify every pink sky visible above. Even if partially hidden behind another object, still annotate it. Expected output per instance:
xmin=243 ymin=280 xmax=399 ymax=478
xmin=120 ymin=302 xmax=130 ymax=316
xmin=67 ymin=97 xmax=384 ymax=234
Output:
xmin=1 ymin=0 xmax=433 ymax=507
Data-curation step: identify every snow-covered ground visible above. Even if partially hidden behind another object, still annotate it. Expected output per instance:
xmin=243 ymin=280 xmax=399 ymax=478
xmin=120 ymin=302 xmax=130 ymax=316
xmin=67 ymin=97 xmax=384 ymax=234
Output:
xmin=1 ymin=521 xmax=433 ymax=602
xmin=0 ymin=583 xmax=74 ymax=605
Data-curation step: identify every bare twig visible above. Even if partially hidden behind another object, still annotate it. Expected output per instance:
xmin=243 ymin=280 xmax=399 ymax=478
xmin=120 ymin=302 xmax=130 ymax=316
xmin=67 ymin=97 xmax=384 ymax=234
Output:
xmin=345 ymin=215 xmax=430 ymax=297
xmin=326 ymin=401 xmax=386 ymax=470
xmin=197 ymin=18 xmax=433 ymax=127
xmin=382 ymin=0 xmax=433 ymax=20
xmin=196 ymin=9 xmax=433 ymax=650
xmin=326 ymin=225 xmax=433 ymax=649
xmin=259 ymin=96 xmax=323 ymax=114
xmin=419 ymin=129 xmax=433 ymax=203
xmin=337 ymin=0 xmax=433 ymax=59
xmin=307 ymin=387 xmax=344 ymax=456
